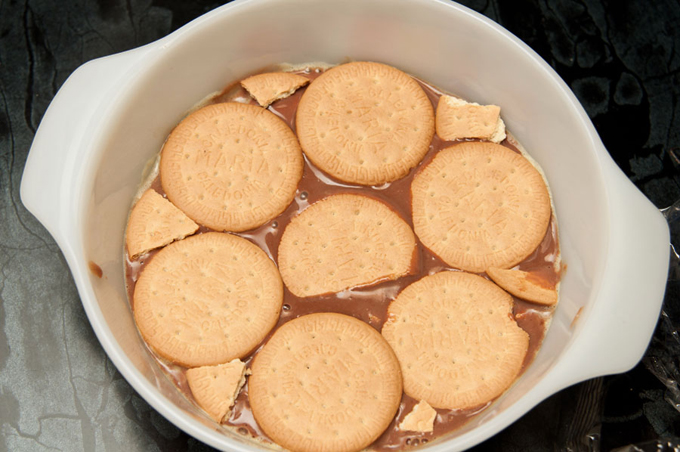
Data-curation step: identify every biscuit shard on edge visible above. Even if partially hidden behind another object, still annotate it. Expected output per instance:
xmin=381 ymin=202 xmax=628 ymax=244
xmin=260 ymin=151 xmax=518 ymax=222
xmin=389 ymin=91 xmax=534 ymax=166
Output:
xmin=186 ymin=359 xmax=250 ymax=423
xmin=241 ymin=72 xmax=310 ymax=108
xmin=125 ymin=189 xmax=199 ymax=259
xmin=436 ymin=95 xmax=506 ymax=143
xmin=278 ymin=194 xmax=416 ymax=297
xmin=487 ymin=267 xmax=558 ymax=306
xmin=399 ymin=400 xmax=437 ymax=433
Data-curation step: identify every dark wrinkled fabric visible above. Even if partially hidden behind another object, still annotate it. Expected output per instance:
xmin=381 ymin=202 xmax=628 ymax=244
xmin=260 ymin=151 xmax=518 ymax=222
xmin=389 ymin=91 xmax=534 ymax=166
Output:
xmin=1 ymin=1 xmax=678 ymax=450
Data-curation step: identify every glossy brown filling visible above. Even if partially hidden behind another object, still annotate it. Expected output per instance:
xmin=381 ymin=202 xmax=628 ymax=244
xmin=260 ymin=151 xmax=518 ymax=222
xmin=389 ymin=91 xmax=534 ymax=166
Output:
xmin=125 ymin=67 xmax=560 ymax=449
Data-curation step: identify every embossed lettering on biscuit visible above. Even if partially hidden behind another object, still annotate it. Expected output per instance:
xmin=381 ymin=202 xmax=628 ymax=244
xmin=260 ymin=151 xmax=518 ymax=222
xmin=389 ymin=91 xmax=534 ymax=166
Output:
xmin=382 ymin=271 xmax=529 ymax=410
xmin=278 ymin=194 xmax=416 ymax=297
xmin=296 ymin=61 xmax=435 ymax=185
xmin=411 ymin=142 xmax=551 ymax=272
xmin=250 ymin=313 xmax=403 ymax=452
xmin=160 ymin=103 xmax=304 ymax=232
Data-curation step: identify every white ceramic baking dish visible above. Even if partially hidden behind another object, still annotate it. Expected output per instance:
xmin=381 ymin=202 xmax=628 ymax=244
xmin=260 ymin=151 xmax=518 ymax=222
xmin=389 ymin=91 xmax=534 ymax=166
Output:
xmin=20 ymin=0 xmax=670 ymax=450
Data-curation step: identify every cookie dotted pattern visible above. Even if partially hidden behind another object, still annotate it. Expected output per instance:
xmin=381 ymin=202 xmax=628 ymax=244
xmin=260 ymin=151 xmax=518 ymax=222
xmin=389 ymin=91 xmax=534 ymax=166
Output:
xmin=125 ymin=61 xmax=560 ymax=449
xmin=133 ymin=232 xmax=283 ymax=367
xmin=412 ymin=141 xmax=551 ymax=272
xmin=383 ymin=271 xmax=529 ymax=410
xmin=160 ymin=102 xmax=303 ymax=232
xmin=249 ymin=313 xmax=403 ymax=452
xmin=278 ymin=194 xmax=416 ymax=297
xmin=296 ymin=61 xmax=435 ymax=185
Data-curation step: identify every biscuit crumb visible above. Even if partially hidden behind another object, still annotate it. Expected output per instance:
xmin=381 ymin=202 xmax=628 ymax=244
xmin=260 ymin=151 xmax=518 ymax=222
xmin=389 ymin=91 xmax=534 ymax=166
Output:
xmin=399 ymin=400 xmax=437 ymax=432
xmin=436 ymin=95 xmax=506 ymax=143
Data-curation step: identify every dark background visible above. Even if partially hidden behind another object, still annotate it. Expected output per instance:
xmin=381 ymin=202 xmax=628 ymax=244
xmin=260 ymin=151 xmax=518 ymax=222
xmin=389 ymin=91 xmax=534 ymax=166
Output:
xmin=1 ymin=0 xmax=679 ymax=451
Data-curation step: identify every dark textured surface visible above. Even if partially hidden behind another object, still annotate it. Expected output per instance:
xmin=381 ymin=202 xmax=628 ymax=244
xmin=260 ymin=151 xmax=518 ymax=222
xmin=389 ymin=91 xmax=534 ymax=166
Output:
xmin=1 ymin=0 xmax=679 ymax=450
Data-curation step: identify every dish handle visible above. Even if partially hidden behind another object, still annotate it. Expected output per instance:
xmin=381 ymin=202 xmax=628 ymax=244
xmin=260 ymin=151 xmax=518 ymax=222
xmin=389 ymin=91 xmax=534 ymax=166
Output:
xmin=554 ymin=157 xmax=670 ymax=388
xmin=20 ymin=46 xmax=151 ymax=248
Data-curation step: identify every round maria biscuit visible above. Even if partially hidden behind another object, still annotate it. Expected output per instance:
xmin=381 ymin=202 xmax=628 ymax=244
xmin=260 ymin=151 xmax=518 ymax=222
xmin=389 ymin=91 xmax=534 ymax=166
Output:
xmin=277 ymin=194 xmax=416 ymax=297
xmin=160 ymin=102 xmax=303 ymax=232
xmin=133 ymin=232 xmax=283 ymax=367
xmin=411 ymin=142 xmax=551 ymax=272
xmin=249 ymin=313 xmax=403 ymax=452
xmin=296 ymin=61 xmax=435 ymax=185
xmin=382 ymin=271 xmax=529 ymax=410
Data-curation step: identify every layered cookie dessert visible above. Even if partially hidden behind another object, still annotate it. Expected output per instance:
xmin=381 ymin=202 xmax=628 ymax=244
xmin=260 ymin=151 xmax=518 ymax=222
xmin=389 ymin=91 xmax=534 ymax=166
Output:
xmin=124 ymin=61 xmax=561 ymax=451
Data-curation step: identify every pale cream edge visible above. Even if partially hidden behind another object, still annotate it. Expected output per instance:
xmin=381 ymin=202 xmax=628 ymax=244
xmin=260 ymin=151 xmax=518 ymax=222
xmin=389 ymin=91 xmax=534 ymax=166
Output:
xmin=133 ymin=153 xmax=161 ymax=204
xmin=276 ymin=61 xmax=336 ymax=72
xmin=505 ymin=130 xmax=560 ymax=335
xmin=122 ymin=153 xmax=161 ymax=259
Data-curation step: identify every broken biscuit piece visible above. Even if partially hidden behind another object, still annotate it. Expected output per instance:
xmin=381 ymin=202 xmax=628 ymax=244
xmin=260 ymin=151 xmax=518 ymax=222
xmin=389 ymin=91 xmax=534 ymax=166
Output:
xmin=487 ymin=267 xmax=558 ymax=306
xmin=186 ymin=359 xmax=250 ymax=423
xmin=436 ymin=95 xmax=506 ymax=143
xmin=241 ymin=72 xmax=309 ymax=108
xmin=125 ymin=189 xmax=199 ymax=259
xmin=399 ymin=400 xmax=437 ymax=433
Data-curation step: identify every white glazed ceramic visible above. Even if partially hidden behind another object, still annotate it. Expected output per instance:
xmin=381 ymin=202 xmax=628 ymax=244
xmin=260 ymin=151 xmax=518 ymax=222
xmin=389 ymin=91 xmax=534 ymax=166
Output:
xmin=20 ymin=0 xmax=670 ymax=450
